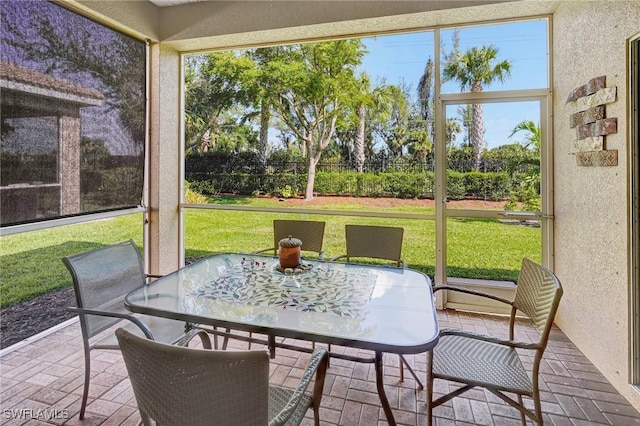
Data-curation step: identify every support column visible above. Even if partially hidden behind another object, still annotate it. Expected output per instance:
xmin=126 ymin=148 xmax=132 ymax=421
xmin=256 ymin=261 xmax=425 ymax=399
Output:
xmin=59 ymin=114 xmax=81 ymax=216
xmin=146 ymin=43 xmax=182 ymax=275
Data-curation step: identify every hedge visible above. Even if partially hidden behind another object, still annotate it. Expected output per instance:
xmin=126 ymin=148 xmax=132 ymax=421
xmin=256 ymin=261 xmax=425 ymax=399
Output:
xmin=187 ymin=170 xmax=513 ymax=200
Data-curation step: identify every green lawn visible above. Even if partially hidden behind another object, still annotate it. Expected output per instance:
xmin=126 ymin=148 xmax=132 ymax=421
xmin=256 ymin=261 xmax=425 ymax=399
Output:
xmin=185 ymin=209 xmax=539 ymax=280
xmin=0 ymin=214 xmax=144 ymax=308
xmin=0 ymin=199 xmax=540 ymax=308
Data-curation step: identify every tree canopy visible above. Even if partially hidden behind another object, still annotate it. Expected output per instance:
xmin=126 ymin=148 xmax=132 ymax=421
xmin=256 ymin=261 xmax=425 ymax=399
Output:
xmin=443 ymin=45 xmax=512 ymax=170
xmin=184 ymin=37 xmax=530 ymax=199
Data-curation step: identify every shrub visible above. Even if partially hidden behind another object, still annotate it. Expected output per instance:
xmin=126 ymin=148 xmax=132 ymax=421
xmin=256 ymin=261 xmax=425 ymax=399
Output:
xmin=314 ymin=173 xmax=357 ymax=195
xmin=184 ymin=187 xmax=208 ymax=203
xmin=503 ymin=192 xmax=519 ymax=211
xmin=446 ymin=171 xmax=466 ymax=200
xmin=262 ymin=174 xmax=303 ymax=196
xmin=99 ymin=167 xmax=143 ymax=206
xmin=273 ymin=184 xmax=298 ymax=198
xmin=186 ymin=169 xmax=515 ymax=201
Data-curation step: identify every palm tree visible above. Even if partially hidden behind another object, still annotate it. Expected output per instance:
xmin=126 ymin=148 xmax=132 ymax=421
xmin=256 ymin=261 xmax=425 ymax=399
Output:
xmin=508 ymin=119 xmax=541 ymax=172
xmin=508 ymin=119 xmax=541 ymax=211
xmin=417 ymin=57 xmax=434 ymax=142
xmin=509 ymin=119 xmax=540 ymax=152
xmin=417 ymin=31 xmax=460 ymax=144
xmin=445 ymin=117 xmax=462 ymax=154
xmin=443 ymin=45 xmax=511 ymax=170
xmin=372 ymin=83 xmax=412 ymax=159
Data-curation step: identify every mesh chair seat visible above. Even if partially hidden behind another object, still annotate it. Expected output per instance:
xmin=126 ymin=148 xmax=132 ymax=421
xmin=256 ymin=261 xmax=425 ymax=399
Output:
xmin=329 ymin=224 xmax=417 ymax=385
xmin=432 ymin=333 xmax=533 ymax=395
xmin=241 ymin=219 xmax=327 ymax=351
xmin=63 ymin=240 xmax=211 ymax=420
xmin=331 ymin=224 xmax=406 ymax=268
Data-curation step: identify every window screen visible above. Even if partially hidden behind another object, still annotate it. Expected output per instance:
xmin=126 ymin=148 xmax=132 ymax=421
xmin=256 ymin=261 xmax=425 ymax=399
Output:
xmin=0 ymin=1 xmax=146 ymax=227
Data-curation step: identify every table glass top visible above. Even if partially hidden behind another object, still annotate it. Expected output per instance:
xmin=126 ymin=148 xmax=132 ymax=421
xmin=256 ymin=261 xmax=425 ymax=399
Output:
xmin=193 ymin=257 xmax=377 ymax=319
xmin=125 ymin=253 xmax=439 ymax=352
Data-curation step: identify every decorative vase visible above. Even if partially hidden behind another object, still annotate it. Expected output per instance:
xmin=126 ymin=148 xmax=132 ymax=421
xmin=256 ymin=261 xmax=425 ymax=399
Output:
xmin=278 ymin=235 xmax=302 ymax=268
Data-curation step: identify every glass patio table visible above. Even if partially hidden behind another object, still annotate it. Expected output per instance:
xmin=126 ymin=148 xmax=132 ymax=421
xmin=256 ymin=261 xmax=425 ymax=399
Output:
xmin=125 ymin=253 xmax=439 ymax=425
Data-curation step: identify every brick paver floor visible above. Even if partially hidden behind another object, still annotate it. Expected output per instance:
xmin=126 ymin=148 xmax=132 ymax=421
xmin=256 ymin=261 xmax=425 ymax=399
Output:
xmin=2 ymin=309 xmax=640 ymax=425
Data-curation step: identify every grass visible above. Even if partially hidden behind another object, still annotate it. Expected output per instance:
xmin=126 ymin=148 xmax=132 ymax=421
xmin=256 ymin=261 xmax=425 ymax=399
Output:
xmin=0 ymin=198 xmax=540 ymax=308
xmin=0 ymin=214 xmax=144 ymax=309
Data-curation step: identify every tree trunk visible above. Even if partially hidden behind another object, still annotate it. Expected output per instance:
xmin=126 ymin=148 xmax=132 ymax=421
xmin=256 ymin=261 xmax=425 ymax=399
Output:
xmin=355 ymin=104 xmax=366 ymax=173
xmin=258 ymin=100 xmax=270 ymax=173
xmin=303 ymin=112 xmax=338 ymax=200
xmin=471 ymin=102 xmax=484 ymax=170
xmin=305 ymin=155 xmax=319 ymax=200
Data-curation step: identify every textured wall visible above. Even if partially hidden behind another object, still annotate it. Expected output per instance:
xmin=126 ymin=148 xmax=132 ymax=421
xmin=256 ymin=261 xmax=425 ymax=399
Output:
xmin=59 ymin=115 xmax=81 ymax=216
xmin=553 ymin=0 xmax=640 ymax=409
xmin=73 ymin=1 xmax=558 ymax=50
xmin=147 ymin=44 xmax=182 ymax=274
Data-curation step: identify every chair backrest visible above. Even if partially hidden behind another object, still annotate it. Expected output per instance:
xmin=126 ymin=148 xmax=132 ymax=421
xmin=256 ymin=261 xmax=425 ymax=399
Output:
xmin=345 ymin=224 xmax=404 ymax=267
xmin=273 ymin=219 xmax=325 ymax=255
xmin=513 ymin=258 xmax=563 ymax=344
xmin=115 ymin=328 xmax=270 ymax=425
xmin=63 ymin=240 xmax=146 ymax=338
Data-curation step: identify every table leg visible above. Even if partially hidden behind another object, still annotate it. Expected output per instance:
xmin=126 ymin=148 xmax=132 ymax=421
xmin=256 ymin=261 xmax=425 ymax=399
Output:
xmin=268 ymin=335 xmax=276 ymax=359
xmin=400 ymin=355 xmax=424 ymax=389
xmin=374 ymin=351 xmax=396 ymax=426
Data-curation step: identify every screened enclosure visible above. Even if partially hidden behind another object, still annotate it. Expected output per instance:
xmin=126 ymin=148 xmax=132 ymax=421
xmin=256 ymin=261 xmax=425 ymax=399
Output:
xmin=0 ymin=1 xmax=146 ymax=228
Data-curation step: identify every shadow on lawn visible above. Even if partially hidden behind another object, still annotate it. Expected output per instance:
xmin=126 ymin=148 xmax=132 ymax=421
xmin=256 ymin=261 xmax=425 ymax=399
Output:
xmin=0 ymin=240 xmax=108 ymax=304
xmin=208 ymin=195 xmax=255 ymax=205
xmin=1 ymin=240 xmax=149 ymax=312
xmin=0 ymin=241 xmax=105 ymax=348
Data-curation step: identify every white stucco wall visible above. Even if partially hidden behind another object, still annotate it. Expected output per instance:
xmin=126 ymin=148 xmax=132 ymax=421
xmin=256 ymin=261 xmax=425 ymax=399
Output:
xmin=552 ymin=0 xmax=640 ymax=410
xmin=147 ymin=44 xmax=182 ymax=274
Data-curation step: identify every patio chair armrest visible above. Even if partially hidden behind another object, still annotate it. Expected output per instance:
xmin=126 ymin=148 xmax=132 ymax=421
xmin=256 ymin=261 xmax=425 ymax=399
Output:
xmin=252 ymin=247 xmax=275 ymax=254
xmin=301 ymin=251 xmax=325 ymax=261
xmin=328 ymin=254 xmax=347 ymax=262
xmin=433 ymin=285 xmax=513 ymax=306
xmin=145 ymin=273 xmax=163 ymax=279
xmin=67 ymin=306 xmax=154 ymax=339
xmin=268 ymin=348 xmax=329 ymax=426
xmin=440 ymin=328 xmax=541 ymax=350
xmin=174 ymin=327 xmax=212 ymax=349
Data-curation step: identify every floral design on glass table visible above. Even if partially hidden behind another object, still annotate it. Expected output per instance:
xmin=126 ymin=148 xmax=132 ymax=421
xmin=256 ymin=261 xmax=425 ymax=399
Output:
xmin=190 ymin=259 xmax=377 ymax=319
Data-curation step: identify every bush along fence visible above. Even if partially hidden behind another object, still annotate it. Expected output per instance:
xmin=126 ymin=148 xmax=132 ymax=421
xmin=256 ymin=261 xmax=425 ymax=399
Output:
xmin=187 ymin=169 xmax=538 ymax=201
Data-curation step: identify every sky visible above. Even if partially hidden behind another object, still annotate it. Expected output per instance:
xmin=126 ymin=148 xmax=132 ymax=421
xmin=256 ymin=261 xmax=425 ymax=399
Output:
xmin=357 ymin=19 xmax=549 ymax=149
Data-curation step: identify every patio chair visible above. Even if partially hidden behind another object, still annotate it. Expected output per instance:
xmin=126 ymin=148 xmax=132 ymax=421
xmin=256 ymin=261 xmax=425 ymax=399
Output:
xmin=330 ymin=224 xmax=417 ymax=383
xmin=330 ymin=224 xmax=406 ymax=268
xmin=427 ymin=258 xmax=563 ymax=426
xmin=253 ymin=219 xmax=326 ymax=260
xmin=63 ymin=240 xmax=211 ymax=420
xmin=115 ymin=327 xmax=329 ymax=426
